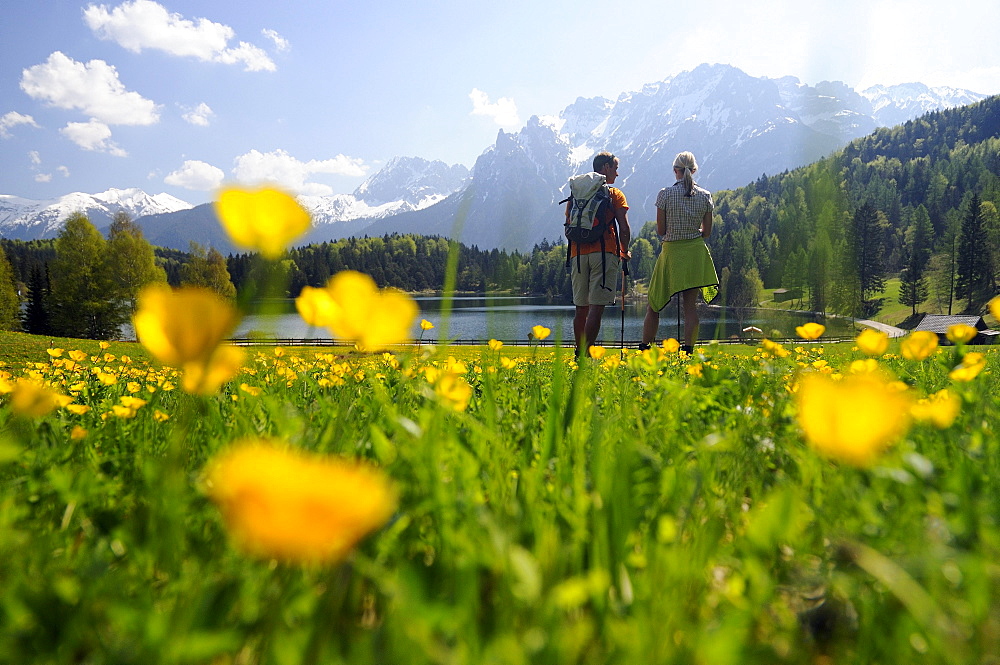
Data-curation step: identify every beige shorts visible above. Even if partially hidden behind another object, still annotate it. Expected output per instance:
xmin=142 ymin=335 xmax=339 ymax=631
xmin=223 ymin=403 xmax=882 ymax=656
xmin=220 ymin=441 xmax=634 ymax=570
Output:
xmin=570 ymin=252 xmax=621 ymax=306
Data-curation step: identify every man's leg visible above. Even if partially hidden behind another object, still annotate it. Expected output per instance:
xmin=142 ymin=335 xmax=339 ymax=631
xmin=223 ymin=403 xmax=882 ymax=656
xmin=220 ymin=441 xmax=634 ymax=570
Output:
xmin=583 ymin=304 xmax=606 ymax=352
xmin=573 ymin=305 xmax=588 ymax=351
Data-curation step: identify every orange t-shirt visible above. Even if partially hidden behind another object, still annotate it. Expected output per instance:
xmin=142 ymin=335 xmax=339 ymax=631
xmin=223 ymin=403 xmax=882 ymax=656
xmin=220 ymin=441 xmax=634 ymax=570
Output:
xmin=567 ymin=186 xmax=628 ymax=257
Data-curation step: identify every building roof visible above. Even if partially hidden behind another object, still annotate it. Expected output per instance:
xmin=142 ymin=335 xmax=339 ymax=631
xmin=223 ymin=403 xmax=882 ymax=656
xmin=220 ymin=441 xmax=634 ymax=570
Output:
xmin=914 ymin=314 xmax=986 ymax=334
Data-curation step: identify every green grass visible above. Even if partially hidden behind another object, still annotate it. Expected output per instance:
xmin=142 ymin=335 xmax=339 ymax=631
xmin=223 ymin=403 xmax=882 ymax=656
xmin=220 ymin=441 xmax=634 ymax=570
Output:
xmin=1 ymin=329 xmax=999 ymax=664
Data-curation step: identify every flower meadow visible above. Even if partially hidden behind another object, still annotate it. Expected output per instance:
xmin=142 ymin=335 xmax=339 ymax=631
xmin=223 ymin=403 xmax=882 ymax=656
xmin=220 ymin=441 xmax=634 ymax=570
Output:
xmin=1 ymin=188 xmax=1000 ymax=664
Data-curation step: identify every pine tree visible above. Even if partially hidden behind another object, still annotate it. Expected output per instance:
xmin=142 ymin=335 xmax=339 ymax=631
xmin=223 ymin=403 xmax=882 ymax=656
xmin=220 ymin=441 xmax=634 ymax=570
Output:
xmin=898 ymin=205 xmax=933 ymax=316
xmin=22 ymin=265 xmax=50 ymax=335
xmin=850 ymin=201 xmax=887 ymax=311
xmin=956 ymin=193 xmax=995 ymax=310
xmin=0 ymin=246 xmax=20 ymax=331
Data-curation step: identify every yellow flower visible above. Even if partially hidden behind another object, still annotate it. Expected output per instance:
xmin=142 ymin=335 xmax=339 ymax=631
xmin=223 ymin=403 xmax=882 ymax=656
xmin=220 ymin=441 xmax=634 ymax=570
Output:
xmin=531 ymin=325 xmax=551 ymax=341
xmin=488 ymin=339 xmax=504 ymax=351
xmin=946 ymin=324 xmax=978 ymax=345
xmin=119 ymin=396 xmax=148 ymax=410
xmin=134 ymin=284 xmax=243 ymax=394
xmin=295 ymin=286 xmax=337 ymax=327
xmin=661 ymin=338 xmax=680 ymax=353
xmin=588 ymin=345 xmax=606 ymax=360
xmin=239 ymin=383 xmax=263 ymax=397
xmin=203 ymin=441 xmax=397 ymax=565
xmin=856 ymin=328 xmax=889 ymax=356
xmin=112 ymin=404 xmax=138 ymax=419
xmin=435 ymin=372 xmax=473 ymax=411
xmin=215 ymin=186 xmax=311 ymax=260
xmin=71 ymin=426 xmax=88 ymax=440
xmin=126 ymin=381 xmax=142 ymax=394
xmin=796 ymin=372 xmax=912 ymax=467
xmin=911 ymin=389 xmax=961 ymax=429
xmin=6 ymin=379 xmax=73 ymax=418
xmin=68 ymin=349 xmax=88 ymax=362
xmin=420 ymin=319 xmax=435 ymax=331
xmin=153 ymin=410 xmax=171 ymax=422
xmin=96 ymin=372 xmax=117 ymax=386
xmin=686 ymin=363 xmax=703 ymax=377
xmin=181 ymin=345 xmax=247 ymax=395
xmin=795 ymin=322 xmax=825 ymax=340
xmin=135 ymin=284 xmax=240 ymax=367
xmin=66 ymin=404 xmax=91 ymax=415
xmin=500 ymin=357 xmax=518 ymax=370
xmin=848 ymin=359 xmax=880 ymax=375
xmin=46 ymin=348 xmax=64 ymax=358
xmin=322 ymin=271 xmax=417 ymax=350
xmin=900 ymin=331 xmax=939 ymax=360
xmin=761 ymin=338 xmax=790 ymax=358
xmin=949 ymin=352 xmax=986 ymax=382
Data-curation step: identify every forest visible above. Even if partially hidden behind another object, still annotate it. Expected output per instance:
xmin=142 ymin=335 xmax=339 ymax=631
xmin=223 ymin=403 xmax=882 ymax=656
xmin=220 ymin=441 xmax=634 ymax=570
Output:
xmin=1 ymin=94 xmax=998 ymax=338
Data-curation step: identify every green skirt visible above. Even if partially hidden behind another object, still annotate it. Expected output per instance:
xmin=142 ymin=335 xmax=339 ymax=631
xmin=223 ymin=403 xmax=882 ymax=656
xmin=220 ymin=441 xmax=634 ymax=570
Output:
xmin=647 ymin=237 xmax=719 ymax=312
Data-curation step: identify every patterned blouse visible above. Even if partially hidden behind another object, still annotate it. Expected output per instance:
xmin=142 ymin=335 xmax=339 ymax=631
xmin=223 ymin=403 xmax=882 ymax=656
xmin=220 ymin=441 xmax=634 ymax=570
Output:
xmin=654 ymin=181 xmax=714 ymax=242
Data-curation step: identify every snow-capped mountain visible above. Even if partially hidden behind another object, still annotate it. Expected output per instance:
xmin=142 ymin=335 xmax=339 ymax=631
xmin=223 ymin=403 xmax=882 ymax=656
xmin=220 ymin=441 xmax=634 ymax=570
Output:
xmin=364 ymin=64 xmax=986 ymax=251
xmin=860 ymin=82 xmax=985 ymax=128
xmin=130 ymin=157 xmax=470 ymax=253
xmin=1 ymin=64 xmax=985 ymax=253
xmin=0 ymin=188 xmax=191 ymax=240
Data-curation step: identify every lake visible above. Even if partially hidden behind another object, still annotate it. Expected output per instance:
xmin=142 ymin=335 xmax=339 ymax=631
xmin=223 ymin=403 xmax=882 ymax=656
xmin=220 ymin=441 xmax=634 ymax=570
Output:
xmin=232 ymin=295 xmax=856 ymax=345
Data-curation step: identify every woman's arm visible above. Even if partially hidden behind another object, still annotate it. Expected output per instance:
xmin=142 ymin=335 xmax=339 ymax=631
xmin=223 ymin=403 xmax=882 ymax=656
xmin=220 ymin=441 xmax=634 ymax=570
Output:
xmin=701 ymin=209 xmax=713 ymax=239
xmin=656 ymin=206 xmax=666 ymax=238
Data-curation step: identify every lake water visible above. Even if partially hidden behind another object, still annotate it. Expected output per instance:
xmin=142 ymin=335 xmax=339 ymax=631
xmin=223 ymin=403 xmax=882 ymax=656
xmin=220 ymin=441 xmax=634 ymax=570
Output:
xmin=232 ymin=295 xmax=856 ymax=345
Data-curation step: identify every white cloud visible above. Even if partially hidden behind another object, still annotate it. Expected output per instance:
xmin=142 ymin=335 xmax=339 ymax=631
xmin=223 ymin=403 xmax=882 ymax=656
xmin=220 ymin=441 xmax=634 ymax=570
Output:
xmin=165 ymin=159 xmax=225 ymax=190
xmin=83 ymin=0 xmax=276 ymax=72
xmin=20 ymin=51 xmax=160 ymax=126
xmin=181 ymin=102 xmax=214 ymax=126
xmin=35 ymin=173 xmax=53 ymax=183
xmin=213 ymin=41 xmax=276 ymax=72
xmin=232 ymin=149 xmax=368 ymax=196
xmin=0 ymin=111 xmax=40 ymax=138
xmin=59 ymin=119 xmax=127 ymax=156
xmin=262 ymin=28 xmax=290 ymax=52
xmin=28 ymin=150 xmax=42 ymax=165
xmin=58 ymin=166 xmax=71 ymax=177
xmin=469 ymin=88 xmax=521 ymax=128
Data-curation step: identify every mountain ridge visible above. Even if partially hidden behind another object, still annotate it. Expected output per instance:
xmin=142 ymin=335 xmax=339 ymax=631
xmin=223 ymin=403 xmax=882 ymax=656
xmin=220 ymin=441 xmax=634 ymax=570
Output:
xmin=0 ymin=64 xmax=986 ymax=252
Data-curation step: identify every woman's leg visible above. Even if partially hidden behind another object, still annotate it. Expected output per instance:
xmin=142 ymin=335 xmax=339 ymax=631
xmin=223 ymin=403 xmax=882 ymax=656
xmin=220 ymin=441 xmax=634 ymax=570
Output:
xmin=682 ymin=288 xmax=699 ymax=347
xmin=642 ymin=305 xmax=659 ymax=347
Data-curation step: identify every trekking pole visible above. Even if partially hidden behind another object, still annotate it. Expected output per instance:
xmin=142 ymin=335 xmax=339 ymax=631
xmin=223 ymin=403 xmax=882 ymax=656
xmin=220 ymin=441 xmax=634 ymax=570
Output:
xmin=620 ymin=259 xmax=629 ymax=359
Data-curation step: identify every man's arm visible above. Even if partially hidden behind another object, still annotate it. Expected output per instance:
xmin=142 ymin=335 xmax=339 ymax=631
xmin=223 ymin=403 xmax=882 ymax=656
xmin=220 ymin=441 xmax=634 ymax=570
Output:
xmin=616 ymin=206 xmax=631 ymax=258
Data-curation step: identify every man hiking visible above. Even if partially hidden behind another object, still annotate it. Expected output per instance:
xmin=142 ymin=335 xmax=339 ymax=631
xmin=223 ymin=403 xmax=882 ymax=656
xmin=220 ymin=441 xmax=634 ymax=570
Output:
xmin=564 ymin=151 xmax=632 ymax=357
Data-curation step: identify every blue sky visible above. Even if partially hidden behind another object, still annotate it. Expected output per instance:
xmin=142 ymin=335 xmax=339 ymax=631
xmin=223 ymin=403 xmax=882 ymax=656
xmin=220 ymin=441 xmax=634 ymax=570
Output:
xmin=3 ymin=0 xmax=1000 ymax=206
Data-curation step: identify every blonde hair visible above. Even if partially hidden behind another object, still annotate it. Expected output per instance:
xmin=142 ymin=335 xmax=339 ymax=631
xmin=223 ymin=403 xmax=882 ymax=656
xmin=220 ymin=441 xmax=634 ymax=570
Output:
xmin=673 ymin=151 xmax=698 ymax=196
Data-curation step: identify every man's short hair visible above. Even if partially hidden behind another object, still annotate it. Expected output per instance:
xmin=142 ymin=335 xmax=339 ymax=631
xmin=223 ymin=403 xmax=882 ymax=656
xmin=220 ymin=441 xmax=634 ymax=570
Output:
xmin=593 ymin=151 xmax=616 ymax=173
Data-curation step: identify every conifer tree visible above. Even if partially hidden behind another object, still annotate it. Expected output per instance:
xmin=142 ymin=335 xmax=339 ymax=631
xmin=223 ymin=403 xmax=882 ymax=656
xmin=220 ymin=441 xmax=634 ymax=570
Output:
xmin=0 ymin=246 xmax=20 ymax=331
xmin=898 ymin=205 xmax=933 ymax=315
xmin=850 ymin=201 xmax=887 ymax=312
xmin=22 ymin=265 xmax=50 ymax=335
xmin=956 ymin=193 xmax=995 ymax=310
